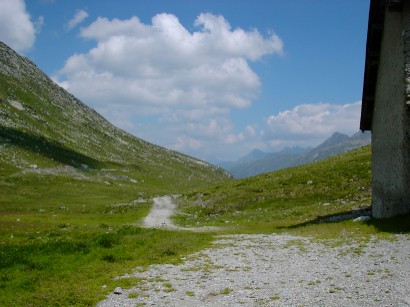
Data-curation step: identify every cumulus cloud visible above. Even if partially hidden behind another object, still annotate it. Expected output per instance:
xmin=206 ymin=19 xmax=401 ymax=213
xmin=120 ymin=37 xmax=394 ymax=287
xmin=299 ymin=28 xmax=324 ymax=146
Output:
xmin=0 ymin=0 xmax=36 ymax=52
xmin=55 ymin=13 xmax=284 ymax=160
xmin=67 ymin=9 xmax=89 ymax=30
xmin=264 ymin=101 xmax=362 ymax=148
xmin=59 ymin=13 xmax=282 ymax=110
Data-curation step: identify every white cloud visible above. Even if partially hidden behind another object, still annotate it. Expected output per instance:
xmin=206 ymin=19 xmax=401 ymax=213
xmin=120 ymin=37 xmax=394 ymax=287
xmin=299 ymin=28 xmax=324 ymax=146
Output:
xmin=59 ymin=13 xmax=274 ymax=111
xmin=55 ymin=13 xmax=283 ymax=161
xmin=264 ymin=101 xmax=362 ymax=148
xmin=0 ymin=0 xmax=36 ymax=52
xmin=34 ymin=16 xmax=45 ymax=33
xmin=67 ymin=9 xmax=89 ymax=30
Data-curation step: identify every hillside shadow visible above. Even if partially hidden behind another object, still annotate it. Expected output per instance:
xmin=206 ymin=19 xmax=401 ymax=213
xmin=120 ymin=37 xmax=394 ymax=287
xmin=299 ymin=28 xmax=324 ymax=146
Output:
xmin=283 ymin=206 xmax=410 ymax=234
xmin=0 ymin=126 xmax=103 ymax=169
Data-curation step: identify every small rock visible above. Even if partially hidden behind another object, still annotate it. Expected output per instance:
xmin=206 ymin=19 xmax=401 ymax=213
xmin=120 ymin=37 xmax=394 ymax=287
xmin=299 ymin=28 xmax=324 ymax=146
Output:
xmin=114 ymin=287 xmax=123 ymax=295
xmin=353 ymin=216 xmax=371 ymax=222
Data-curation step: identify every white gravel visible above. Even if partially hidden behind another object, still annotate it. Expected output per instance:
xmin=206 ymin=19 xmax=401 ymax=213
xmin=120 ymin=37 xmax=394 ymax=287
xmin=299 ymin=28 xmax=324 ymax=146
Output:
xmin=143 ymin=196 xmax=221 ymax=232
xmin=143 ymin=196 xmax=176 ymax=228
xmin=98 ymin=232 xmax=410 ymax=306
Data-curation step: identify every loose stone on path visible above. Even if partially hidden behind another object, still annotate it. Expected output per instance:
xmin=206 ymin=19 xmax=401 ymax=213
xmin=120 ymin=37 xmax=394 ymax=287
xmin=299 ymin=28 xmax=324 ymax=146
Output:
xmin=98 ymin=233 xmax=410 ymax=306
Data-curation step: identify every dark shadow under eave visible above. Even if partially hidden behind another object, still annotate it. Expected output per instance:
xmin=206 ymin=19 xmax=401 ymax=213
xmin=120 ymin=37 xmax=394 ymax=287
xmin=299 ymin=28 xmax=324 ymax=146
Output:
xmin=281 ymin=206 xmax=410 ymax=234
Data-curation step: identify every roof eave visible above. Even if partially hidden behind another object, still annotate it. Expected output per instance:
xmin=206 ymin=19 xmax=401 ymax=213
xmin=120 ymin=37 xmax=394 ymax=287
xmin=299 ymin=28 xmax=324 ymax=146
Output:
xmin=360 ymin=0 xmax=386 ymax=131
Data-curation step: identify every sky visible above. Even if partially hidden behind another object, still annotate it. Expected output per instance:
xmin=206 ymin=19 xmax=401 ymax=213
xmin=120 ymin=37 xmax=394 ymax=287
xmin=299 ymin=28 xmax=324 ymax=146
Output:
xmin=0 ymin=0 xmax=370 ymax=163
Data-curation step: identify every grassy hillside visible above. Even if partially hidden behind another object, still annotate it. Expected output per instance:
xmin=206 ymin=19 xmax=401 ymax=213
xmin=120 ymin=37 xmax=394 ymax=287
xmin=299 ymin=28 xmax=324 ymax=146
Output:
xmin=176 ymin=145 xmax=410 ymax=236
xmin=176 ymin=146 xmax=373 ymax=231
xmin=0 ymin=41 xmax=230 ymax=195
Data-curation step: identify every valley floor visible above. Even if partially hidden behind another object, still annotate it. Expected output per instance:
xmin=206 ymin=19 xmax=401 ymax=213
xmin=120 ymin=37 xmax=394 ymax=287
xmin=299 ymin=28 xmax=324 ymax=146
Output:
xmin=99 ymin=231 xmax=410 ymax=306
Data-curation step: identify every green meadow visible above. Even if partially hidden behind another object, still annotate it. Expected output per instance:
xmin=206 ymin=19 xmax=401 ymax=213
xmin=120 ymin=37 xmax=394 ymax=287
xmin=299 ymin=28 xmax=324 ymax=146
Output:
xmin=0 ymin=162 xmax=215 ymax=306
xmin=175 ymin=145 xmax=409 ymax=238
xmin=1 ymin=144 xmax=410 ymax=306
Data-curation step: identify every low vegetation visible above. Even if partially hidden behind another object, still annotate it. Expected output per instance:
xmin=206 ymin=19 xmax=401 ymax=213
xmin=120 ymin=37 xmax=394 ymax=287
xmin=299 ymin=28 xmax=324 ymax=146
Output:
xmin=176 ymin=146 xmax=372 ymax=231
xmin=0 ymin=168 xmax=214 ymax=306
xmin=175 ymin=145 xmax=409 ymax=237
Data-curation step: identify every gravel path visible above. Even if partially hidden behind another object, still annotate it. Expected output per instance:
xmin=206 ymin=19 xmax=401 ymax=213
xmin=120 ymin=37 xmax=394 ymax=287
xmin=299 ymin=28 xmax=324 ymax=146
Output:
xmin=99 ymin=197 xmax=410 ymax=306
xmin=143 ymin=196 xmax=176 ymax=228
xmin=142 ymin=196 xmax=221 ymax=232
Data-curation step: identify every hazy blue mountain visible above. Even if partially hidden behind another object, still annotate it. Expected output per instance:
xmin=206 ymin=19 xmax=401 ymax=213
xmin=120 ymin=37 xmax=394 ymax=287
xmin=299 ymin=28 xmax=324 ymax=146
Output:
xmin=222 ymin=131 xmax=371 ymax=178
xmin=297 ymin=132 xmax=370 ymax=165
xmin=237 ymin=149 xmax=270 ymax=163
xmin=225 ymin=149 xmax=303 ymax=179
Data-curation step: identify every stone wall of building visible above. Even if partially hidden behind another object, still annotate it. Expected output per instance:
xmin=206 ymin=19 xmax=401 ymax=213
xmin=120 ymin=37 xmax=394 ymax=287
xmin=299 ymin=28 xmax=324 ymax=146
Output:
xmin=371 ymin=3 xmax=410 ymax=218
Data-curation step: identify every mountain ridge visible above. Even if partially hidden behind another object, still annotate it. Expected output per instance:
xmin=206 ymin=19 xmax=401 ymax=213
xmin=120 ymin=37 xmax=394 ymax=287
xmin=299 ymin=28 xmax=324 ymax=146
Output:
xmin=221 ymin=131 xmax=371 ymax=178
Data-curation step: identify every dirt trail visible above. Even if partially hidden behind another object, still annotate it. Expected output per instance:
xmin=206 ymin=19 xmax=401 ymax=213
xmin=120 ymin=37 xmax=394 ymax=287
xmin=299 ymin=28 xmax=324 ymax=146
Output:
xmin=143 ymin=196 xmax=177 ymax=228
xmin=142 ymin=196 xmax=221 ymax=232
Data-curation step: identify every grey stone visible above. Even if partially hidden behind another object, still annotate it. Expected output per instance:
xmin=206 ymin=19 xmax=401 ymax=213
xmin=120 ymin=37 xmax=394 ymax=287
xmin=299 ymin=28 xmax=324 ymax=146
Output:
xmin=353 ymin=215 xmax=371 ymax=222
xmin=97 ymin=234 xmax=410 ymax=307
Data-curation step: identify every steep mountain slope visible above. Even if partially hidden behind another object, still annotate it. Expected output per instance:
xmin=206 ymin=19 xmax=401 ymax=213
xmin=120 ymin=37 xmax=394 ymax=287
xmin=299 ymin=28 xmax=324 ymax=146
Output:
xmin=223 ymin=131 xmax=371 ymax=178
xmin=296 ymin=132 xmax=369 ymax=165
xmin=0 ymin=42 xmax=230 ymax=192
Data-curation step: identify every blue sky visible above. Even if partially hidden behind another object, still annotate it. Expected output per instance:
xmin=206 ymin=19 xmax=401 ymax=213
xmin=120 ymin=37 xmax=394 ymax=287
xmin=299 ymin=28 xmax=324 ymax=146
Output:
xmin=0 ymin=0 xmax=370 ymax=163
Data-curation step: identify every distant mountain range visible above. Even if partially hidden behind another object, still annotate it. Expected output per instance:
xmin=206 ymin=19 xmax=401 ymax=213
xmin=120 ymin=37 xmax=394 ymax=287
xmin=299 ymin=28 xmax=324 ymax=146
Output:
xmin=220 ymin=131 xmax=371 ymax=178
